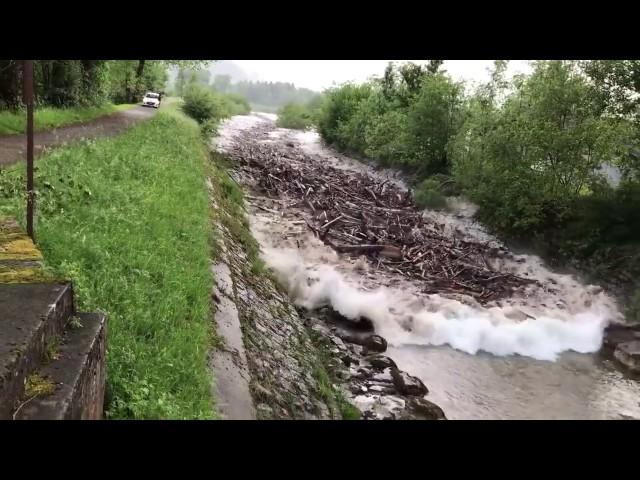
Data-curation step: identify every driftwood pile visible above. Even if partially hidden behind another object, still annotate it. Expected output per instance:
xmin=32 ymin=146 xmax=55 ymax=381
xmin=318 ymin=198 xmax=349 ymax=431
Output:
xmin=225 ymin=132 xmax=537 ymax=303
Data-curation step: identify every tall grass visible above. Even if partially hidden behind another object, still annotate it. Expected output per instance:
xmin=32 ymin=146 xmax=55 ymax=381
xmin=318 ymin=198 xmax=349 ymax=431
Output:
xmin=0 ymin=103 xmax=136 ymax=135
xmin=0 ymin=108 xmax=214 ymax=418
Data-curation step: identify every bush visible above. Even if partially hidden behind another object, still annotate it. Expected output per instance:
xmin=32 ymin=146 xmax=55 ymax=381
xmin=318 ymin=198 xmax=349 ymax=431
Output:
xmin=317 ymin=83 xmax=373 ymax=149
xmin=182 ymin=85 xmax=226 ymax=124
xmin=276 ymin=102 xmax=314 ymax=129
xmin=413 ymin=178 xmax=447 ymax=210
xmin=221 ymin=93 xmax=251 ymax=116
xmin=451 ymin=61 xmax=631 ymax=236
xmin=430 ymin=173 xmax=461 ymax=196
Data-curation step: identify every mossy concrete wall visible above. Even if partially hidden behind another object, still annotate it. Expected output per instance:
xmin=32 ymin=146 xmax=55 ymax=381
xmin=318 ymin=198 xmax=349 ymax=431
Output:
xmin=0 ymin=217 xmax=52 ymax=283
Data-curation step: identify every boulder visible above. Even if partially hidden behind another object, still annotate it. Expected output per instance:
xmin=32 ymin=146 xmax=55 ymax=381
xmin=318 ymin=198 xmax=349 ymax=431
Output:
xmin=367 ymin=354 xmax=397 ymax=370
xmin=405 ymin=397 xmax=447 ymax=420
xmin=339 ymin=333 xmax=387 ymax=353
xmin=362 ymin=335 xmax=387 ymax=353
xmin=603 ymin=324 xmax=640 ymax=351
xmin=391 ymin=368 xmax=428 ymax=396
xmin=613 ymin=341 xmax=640 ymax=373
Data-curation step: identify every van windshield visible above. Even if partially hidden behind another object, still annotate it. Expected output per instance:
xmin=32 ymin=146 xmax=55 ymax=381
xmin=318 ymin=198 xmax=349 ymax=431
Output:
xmin=145 ymin=93 xmax=159 ymax=99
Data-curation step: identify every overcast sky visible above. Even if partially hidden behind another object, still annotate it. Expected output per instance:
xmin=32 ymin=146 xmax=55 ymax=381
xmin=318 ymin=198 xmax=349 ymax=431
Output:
xmin=231 ymin=60 xmax=533 ymax=91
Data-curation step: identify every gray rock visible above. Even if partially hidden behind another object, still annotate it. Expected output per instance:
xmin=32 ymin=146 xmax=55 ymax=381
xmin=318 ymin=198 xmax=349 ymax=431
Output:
xmin=603 ymin=324 xmax=640 ymax=351
xmin=341 ymin=353 xmax=359 ymax=367
xmin=326 ymin=358 xmax=342 ymax=371
xmin=370 ymin=368 xmax=394 ymax=384
xmin=252 ymin=383 xmax=273 ymax=400
xmin=614 ymin=340 xmax=640 ymax=373
xmin=364 ymin=335 xmax=387 ymax=353
xmin=331 ymin=335 xmax=347 ymax=350
xmin=405 ymin=397 xmax=447 ymax=420
xmin=354 ymin=367 xmax=374 ymax=380
xmin=391 ymin=368 xmax=428 ymax=396
xmin=314 ymin=401 xmax=331 ymax=418
xmin=367 ymin=354 xmax=397 ymax=370
xmin=256 ymin=403 xmax=273 ymax=418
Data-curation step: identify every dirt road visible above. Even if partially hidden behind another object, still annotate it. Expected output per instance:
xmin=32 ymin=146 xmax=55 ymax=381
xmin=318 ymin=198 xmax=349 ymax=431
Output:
xmin=0 ymin=105 xmax=158 ymax=168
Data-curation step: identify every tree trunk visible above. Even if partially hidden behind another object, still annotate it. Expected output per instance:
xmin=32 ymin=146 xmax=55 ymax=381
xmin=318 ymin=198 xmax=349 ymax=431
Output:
xmin=136 ymin=60 xmax=146 ymax=79
xmin=130 ymin=60 xmax=146 ymax=103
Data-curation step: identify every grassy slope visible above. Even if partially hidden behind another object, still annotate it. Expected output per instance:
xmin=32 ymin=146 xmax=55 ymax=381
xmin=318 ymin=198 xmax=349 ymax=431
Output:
xmin=0 ymin=107 xmax=214 ymax=419
xmin=0 ymin=103 xmax=136 ymax=135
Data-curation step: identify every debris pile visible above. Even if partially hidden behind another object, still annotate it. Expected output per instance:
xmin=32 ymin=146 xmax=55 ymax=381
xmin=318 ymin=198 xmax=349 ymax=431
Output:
xmin=225 ymin=130 xmax=537 ymax=303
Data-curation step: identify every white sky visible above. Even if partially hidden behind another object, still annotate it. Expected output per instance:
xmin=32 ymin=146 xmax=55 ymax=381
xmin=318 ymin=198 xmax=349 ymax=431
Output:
xmin=232 ymin=60 xmax=533 ymax=92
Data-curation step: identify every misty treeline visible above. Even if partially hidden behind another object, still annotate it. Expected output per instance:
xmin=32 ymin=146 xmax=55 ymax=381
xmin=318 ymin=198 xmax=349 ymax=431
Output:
xmin=312 ymin=60 xmax=640 ymax=316
xmin=0 ymin=60 xmax=209 ymax=109
xmin=171 ymin=68 xmax=318 ymax=112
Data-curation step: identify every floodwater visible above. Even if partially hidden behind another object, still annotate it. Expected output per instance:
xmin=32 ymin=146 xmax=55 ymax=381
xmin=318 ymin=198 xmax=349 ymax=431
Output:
xmin=217 ymin=113 xmax=640 ymax=420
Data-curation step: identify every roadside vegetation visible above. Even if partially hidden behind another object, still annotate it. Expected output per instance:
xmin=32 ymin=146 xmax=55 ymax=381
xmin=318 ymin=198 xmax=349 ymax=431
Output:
xmin=181 ymin=84 xmax=250 ymax=135
xmin=0 ymin=107 xmax=215 ymax=419
xmin=0 ymin=60 xmax=211 ymax=134
xmin=313 ymin=60 xmax=640 ymax=319
xmin=0 ymin=103 xmax=135 ymax=135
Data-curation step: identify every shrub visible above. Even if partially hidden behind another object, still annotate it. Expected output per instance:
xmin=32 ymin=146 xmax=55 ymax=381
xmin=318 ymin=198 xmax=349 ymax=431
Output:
xmin=182 ymin=85 xmax=226 ymax=124
xmin=413 ymin=178 xmax=447 ymax=210
xmin=317 ymin=83 xmax=373 ymax=148
xmin=222 ymin=93 xmax=251 ymax=116
xmin=430 ymin=173 xmax=461 ymax=196
xmin=276 ymin=102 xmax=314 ymax=130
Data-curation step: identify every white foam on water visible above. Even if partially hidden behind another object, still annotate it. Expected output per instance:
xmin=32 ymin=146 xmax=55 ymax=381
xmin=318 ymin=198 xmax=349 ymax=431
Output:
xmin=261 ymin=245 xmax=616 ymax=361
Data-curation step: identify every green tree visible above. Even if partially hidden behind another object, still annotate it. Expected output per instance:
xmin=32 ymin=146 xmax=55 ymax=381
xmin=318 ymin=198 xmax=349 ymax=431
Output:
xmin=405 ymin=72 xmax=464 ymax=175
xmin=582 ymin=60 xmax=640 ymax=121
xmin=426 ymin=60 xmax=444 ymax=74
xmin=451 ymin=60 xmax=631 ymax=233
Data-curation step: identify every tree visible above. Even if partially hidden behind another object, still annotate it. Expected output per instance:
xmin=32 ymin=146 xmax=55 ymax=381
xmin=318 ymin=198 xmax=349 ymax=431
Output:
xmin=426 ymin=60 xmax=444 ymax=74
xmin=405 ymin=72 xmax=464 ymax=174
xmin=582 ymin=60 xmax=640 ymax=121
xmin=451 ymin=60 xmax=631 ymax=233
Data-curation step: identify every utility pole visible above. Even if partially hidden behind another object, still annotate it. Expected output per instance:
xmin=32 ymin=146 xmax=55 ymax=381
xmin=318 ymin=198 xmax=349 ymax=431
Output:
xmin=23 ymin=60 xmax=35 ymax=241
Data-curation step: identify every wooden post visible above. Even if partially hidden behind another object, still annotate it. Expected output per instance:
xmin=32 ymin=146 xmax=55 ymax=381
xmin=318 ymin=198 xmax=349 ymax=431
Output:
xmin=23 ymin=60 xmax=35 ymax=241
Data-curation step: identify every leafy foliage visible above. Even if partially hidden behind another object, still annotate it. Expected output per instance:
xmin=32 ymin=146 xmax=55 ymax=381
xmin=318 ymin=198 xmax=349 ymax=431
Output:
xmin=276 ymin=101 xmax=320 ymax=129
xmin=0 ymin=60 xmax=212 ymax=110
xmin=181 ymin=85 xmax=227 ymax=124
xmin=451 ymin=60 xmax=631 ymax=234
xmin=317 ymin=63 xmax=463 ymax=176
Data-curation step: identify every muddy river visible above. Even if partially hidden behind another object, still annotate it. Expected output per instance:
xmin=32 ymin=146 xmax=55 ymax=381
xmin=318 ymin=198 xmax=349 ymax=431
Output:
xmin=217 ymin=113 xmax=640 ymax=420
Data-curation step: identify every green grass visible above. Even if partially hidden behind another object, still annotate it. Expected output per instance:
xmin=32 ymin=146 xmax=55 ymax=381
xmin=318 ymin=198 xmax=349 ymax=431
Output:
xmin=312 ymin=364 xmax=361 ymax=420
xmin=0 ymin=103 xmax=136 ymax=135
xmin=0 ymin=108 xmax=214 ymax=419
